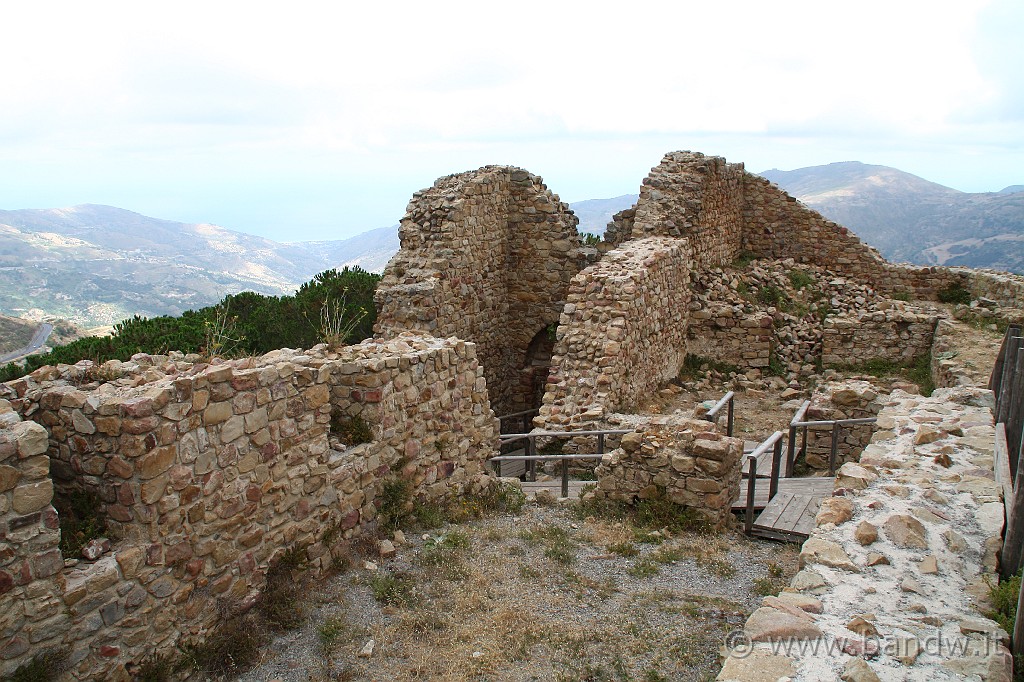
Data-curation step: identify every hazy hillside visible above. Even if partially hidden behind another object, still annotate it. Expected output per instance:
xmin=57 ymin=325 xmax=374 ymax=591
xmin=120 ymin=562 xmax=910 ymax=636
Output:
xmin=760 ymin=162 xmax=1024 ymax=272
xmin=0 ymin=314 xmax=36 ymax=355
xmin=571 ymin=195 xmax=638 ymax=236
xmin=301 ymin=225 xmax=400 ymax=275
xmin=0 ymin=205 xmax=332 ymax=326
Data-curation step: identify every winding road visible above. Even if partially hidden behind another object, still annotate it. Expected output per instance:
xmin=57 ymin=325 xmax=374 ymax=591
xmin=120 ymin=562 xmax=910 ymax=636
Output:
xmin=0 ymin=323 xmax=53 ymax=364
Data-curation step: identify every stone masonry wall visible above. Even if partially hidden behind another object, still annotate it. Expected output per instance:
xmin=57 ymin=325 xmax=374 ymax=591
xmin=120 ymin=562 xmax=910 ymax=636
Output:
xmin=685 ymin=307 xmax=773 ymax=371
xmin=0 ymin=403 xmax=64 ymax=673
xmin=536 ymin=237 xmax=691 ymax=431
xmin=592 ymin=414 xmax=743 ymax=528
xmin=0 ymin=335 xmax=496 ymax=680
xmin=821 ymin=308 xmax=938 ymax=369
xmin=802 ymin=381 xmax=884 ymax=473
xmin=620 ymin=151 xmax=745 ymax=269
xmin=374 ymin=166 xmax=587 ymax=418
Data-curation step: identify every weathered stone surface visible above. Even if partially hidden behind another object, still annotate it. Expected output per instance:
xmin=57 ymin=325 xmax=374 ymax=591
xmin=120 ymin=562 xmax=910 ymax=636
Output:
xmin=800 ymin=538 xmax=859 ymax=572
xmin=745 ymin=607 xmax=823 ymax=642
xmin=854 ymin=520 xmax=878 ymax=545
xmin=836 ymin=462 xmax=878 ymax=490
xmin=816 ymin=496 xmax=853 ymax=526
xmin=717 ymin=649 xmax=796 ymax=682
xmin=841 ymin=658 xmax=881 ymax=682
xmin=883 ymin=514 xmax=929 ymax=549
xmin=11 ymin=480 xmax=53 ymax=514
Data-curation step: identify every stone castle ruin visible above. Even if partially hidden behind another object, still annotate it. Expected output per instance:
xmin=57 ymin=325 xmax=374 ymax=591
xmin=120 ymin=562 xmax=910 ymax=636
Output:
xmin=3 ymin=150 xmax=1024 ymax=679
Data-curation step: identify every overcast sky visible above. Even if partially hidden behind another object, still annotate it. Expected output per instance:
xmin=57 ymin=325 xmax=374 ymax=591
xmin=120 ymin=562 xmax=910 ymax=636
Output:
xmin=1 ymin=0 xmax=1021 ymax=242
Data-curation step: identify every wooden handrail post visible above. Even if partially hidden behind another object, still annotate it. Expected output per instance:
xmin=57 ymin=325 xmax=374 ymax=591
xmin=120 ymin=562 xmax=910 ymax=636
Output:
xmin=1007 ymin=348 xmax=1024 ymax=468
xmin=526 ymin=436 xmax=536 ymax=482
xmin=997 ymin=336 xmax=1022 ymax=427
xmin=561 ymin=459 xmax=569 ymax=498
xmin=744 ymin=456 xmax=757 ymax=535
xmin=786 ymin=424 xmax=797 ymax=478
xmin=598 ymin=433 xmax=606 ymax=454
xmin=727 ymin=397 xmax=735 ymax=438
xmin=770 ymin=438 xmax=783 ymax=500
xmin=1014 ymin=574 xmax=1024 ymax=664
xmin=829 ymin=423 xmax=841 ymax=476
xmin=1006 ymin=439 xmax=1024 ymax=578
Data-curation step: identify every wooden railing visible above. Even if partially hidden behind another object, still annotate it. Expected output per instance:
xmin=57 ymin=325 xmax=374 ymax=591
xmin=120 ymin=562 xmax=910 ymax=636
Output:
xmin=743 ymin=431 xmax=785 ymax=535
xmin=988 ymin=325 xmax=1024 ymax=656
xmin=491 ymin=429 xmax=631 ymax=497
xmin=703 ymin=391 xmax=735 ymax=437
xmin=784 ymin=400 xmax=876 ymax=476
xmin=496 ymin=408 xmax=540 ymax=435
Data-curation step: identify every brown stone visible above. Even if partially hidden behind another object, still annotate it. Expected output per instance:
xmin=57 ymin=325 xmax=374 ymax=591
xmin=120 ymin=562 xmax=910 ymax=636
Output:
xmin=137 ymin=446 xmax=176 ymax=479
xmin=816 ymin=496 xmax=853 ymax=525
xmin=745 ymin=607 xmax=823 ymax=641
xmin=883 ymin=514 xmax=929 ymax=549
xmin=12 ymin=479 xmax=53 ymax=514
xmin=0 ymin=465 xmax=21 ymax=492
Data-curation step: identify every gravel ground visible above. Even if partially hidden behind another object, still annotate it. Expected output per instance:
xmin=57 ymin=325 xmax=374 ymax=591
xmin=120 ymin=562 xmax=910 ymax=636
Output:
xmin=234 ymin=503 xmax=798 ymax=682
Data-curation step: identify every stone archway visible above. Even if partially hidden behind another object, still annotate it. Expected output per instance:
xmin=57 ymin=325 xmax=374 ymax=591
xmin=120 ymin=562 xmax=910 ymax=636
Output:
xmin=374 ymin=166 xmax=587 ymax=417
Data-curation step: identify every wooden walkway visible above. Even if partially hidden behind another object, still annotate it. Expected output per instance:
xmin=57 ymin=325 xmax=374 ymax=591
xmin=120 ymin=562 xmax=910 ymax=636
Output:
xmin=740 ymin=440 xmax=789 ymax=479
xmin=733 ymin=477 xmax=835 ymax=542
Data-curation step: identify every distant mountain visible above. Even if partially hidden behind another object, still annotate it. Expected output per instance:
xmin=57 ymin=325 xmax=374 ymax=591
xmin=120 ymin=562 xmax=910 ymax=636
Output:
xmin=300 ymin=225 xmax=400 ymax=275
xmin=760 ymin=162 xmax=1024 ymax=273
xmin=571 ymin=195 xmax=638 ymax=236
xmin=1000 ymin=185 xmax=1024 ymax=195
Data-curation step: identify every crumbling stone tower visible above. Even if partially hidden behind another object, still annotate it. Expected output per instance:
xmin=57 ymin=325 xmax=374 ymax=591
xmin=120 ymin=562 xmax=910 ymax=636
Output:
xmin=374 ymin=166 xmax=589 ymax=418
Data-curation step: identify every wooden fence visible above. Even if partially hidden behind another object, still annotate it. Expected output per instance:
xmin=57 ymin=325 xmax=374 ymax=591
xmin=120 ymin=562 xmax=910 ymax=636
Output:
xmin=988 ymin=325 xmax=1024 ymax=657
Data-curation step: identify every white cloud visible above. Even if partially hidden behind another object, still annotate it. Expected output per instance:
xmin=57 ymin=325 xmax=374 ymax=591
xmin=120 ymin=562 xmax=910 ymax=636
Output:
xmin=0 ymin=0 xmax=1019 ymax=237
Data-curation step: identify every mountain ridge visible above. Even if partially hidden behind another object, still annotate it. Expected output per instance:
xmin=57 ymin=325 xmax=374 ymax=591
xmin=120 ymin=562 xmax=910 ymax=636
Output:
xmin=759 ymin=162 xmax=1024 ymax=271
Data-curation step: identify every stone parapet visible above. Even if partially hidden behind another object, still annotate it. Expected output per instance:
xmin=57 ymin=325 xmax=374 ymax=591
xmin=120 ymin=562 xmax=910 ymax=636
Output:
xmin=822 ymin=309 xmax=938 ymax=368
xmin=592 ymin=414 xmax=742 ymax=528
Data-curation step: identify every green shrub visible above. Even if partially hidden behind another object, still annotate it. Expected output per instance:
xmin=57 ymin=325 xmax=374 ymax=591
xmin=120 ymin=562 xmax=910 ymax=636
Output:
xmin=56 ymin=489 xmax=107 ymax=559
xmin=937 ymin=282 xmax=972 ymax=305
xmin=757 ymin=284 xmax=787 ymax=308
xmin=368 ymin=572 xmax=417 ymax=606
xmin=378 ymin=479 xmax=413 ymax=531
xmin=5 ymin=650 xmax=68 ymax=682
xmin=579 ymin=232 xmax=602 ymax=246
xmin=787 ymin=270 xmax=814 ymax=290
xmin=732 ymin=251 xmax=757 ymax=268
xmin=331 ymin=413 xmax=374 ymax=445
xmin=0 ymin=267 xmax=381 ymax=382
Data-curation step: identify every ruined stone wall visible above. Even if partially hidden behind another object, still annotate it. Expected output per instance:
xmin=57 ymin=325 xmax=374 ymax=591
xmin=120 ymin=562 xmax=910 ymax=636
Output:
xmin=0 ymin=404 xmax=64 ymax=671
xmin=802 ymin=381 xmax=883 ymax=473
xmin=821 ymin=309 xmax=938 ymax=368
xmin=0 ymin=336 xmax=496 ymax=679
xmin=962 ymin=268 xmax=1024 ymax=310
xmin=686 ymin=307 xmax=773 ymax=370
xmin=741 ymin=173 xmax=971 ymax=299
xmin=592 ymin=414 xmax=742 ymax=528
xmin=619 ymin=152 xmax=745 ymax=268
xmin=537 ymin=237 xmax=691 ymax=431
xmin=374 ymin=166 xmax=586 ymax=417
